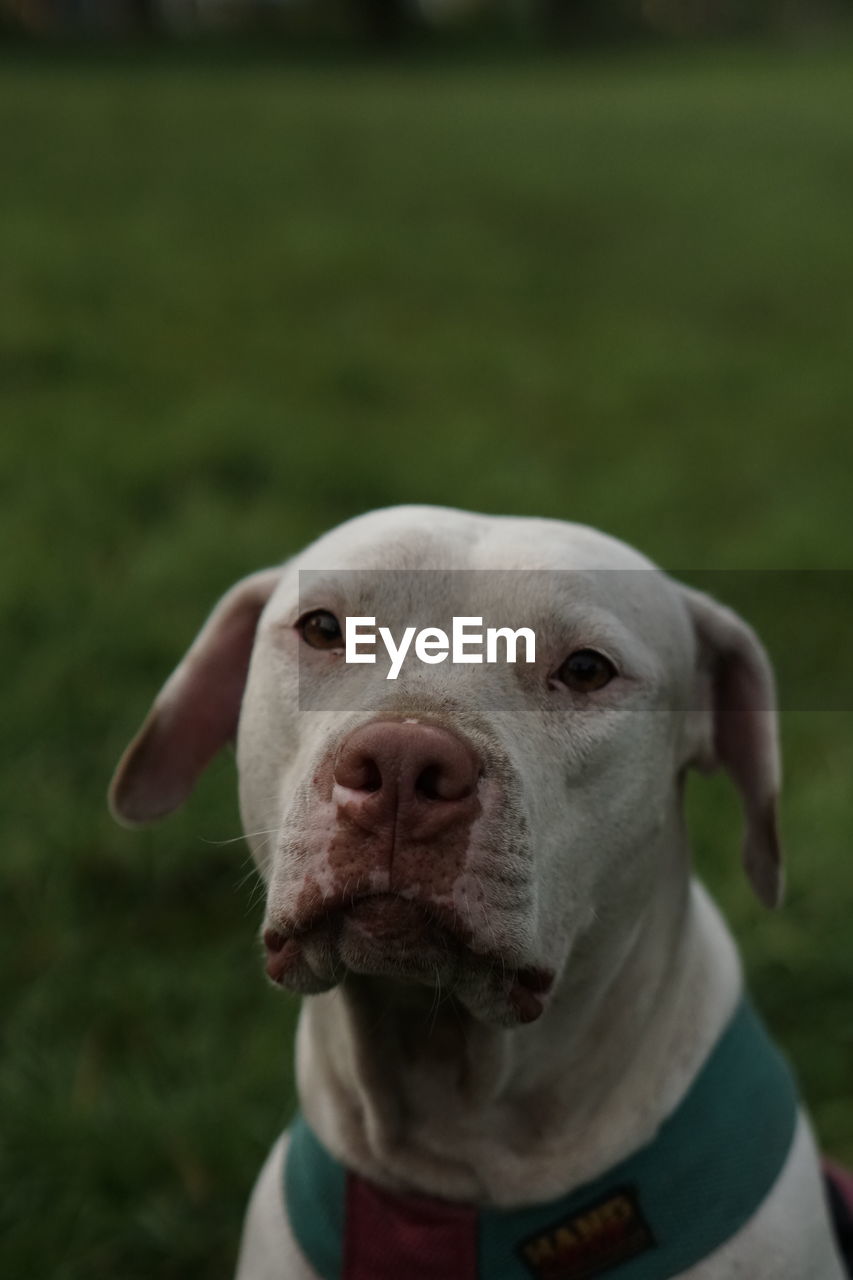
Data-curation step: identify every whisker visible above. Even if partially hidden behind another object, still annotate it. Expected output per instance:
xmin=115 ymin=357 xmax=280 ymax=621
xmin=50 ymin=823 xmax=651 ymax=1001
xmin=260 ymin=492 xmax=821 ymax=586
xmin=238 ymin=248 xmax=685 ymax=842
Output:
xmin=200 ymin=827 xmax=279 ymax=847
xmin=428 ymin=964 xmax=443 ymax=1034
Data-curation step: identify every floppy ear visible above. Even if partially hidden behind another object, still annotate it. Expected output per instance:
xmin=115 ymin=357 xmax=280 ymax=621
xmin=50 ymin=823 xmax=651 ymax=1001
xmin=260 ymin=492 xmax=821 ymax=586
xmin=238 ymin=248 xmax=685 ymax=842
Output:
xmin=108 ymin=568 xmax=281 ymax=828
xmin=681 ymin=585 xmax=783 ymax=908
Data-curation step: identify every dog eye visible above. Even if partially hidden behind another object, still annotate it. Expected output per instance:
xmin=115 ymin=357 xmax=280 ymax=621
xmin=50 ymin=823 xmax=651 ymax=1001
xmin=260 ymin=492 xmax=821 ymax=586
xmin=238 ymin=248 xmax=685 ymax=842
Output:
xmin=556 ymin=649 xmax=617 ymax=693
xmin=297 ymin=610 xmax=343 ymax=650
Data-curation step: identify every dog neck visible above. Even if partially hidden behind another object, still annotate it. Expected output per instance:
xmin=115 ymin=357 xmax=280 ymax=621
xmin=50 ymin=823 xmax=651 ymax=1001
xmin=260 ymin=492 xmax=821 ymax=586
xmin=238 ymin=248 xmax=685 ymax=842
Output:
xmin=295 ymin=862 xmax=741 ymax=1207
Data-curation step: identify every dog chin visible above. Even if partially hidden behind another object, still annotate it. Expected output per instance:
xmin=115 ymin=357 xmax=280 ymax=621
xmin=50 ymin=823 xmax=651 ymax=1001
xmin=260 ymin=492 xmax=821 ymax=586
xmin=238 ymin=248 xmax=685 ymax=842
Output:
xmin=269 ymin=895 xmax=553 ymax=1026
xmin=299 ymin=895 xmax=463 ymax=989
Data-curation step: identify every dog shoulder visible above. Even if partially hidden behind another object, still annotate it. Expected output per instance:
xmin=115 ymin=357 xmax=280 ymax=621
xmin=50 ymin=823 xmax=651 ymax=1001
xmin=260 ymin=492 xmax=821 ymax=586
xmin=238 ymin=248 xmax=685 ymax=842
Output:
xmin=235 ymin=1131 xmax=321 ymax=1280
xmin=679 ymin=1113 xmax=846 ymax=1279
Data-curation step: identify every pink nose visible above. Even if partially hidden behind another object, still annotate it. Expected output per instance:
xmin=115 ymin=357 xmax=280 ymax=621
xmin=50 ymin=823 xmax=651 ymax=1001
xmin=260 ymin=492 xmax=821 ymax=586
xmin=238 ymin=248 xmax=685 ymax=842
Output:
xmin=333 ymin=721 xmax=480 ymax=839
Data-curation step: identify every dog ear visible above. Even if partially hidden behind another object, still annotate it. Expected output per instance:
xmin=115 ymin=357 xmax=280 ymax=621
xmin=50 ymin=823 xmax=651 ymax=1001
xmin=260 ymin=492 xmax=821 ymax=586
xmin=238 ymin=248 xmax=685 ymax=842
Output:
xmin=108 ymin=568 xmax=281 ymax=828
xmin=681 ymin=585 xmax=783 ymax=908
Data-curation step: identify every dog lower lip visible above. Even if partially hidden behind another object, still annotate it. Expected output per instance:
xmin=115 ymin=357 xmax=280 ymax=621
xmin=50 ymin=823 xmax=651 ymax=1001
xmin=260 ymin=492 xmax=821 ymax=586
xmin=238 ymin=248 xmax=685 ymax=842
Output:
xmin=268 ymin=894 xmax=556 ymax=1022
xmin=515 ymin=966 xmax=554 ymax=994
xmin=509 ymin=983 xmax=546 ymax=1023
xmin=264 ymin=932 xmax=305 ymax=984
xmin=338 ymin=895 xmax=470 ymax=967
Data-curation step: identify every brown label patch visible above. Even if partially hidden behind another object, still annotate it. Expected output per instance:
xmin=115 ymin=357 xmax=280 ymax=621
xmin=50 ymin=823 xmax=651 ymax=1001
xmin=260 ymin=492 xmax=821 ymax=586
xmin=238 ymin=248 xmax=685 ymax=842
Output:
xmin=517 ymin=1186 xmax=655 ymax=1280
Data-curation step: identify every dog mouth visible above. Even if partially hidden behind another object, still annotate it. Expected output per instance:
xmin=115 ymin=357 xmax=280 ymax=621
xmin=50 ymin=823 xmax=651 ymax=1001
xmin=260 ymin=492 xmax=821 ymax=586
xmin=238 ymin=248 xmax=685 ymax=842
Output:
xmin=339 ymin=892 xmax=462 ymax=951
xmin=263 ymin=892 xmax=553 ymax=1024
xmin=265 ymin=892 xmax=468 ymax=983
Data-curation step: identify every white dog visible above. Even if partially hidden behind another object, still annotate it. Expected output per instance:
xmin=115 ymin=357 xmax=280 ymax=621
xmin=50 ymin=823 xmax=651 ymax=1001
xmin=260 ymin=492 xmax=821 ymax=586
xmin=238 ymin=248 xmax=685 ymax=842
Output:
xmin=109 ymin=506 xmax=847 ymax=1280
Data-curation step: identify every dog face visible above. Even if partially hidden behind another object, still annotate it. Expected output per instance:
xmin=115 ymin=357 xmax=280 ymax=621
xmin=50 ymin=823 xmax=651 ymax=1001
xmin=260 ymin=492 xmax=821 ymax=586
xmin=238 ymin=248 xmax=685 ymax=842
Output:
xmin=110 ymin=506 xmax=781 ymax=1027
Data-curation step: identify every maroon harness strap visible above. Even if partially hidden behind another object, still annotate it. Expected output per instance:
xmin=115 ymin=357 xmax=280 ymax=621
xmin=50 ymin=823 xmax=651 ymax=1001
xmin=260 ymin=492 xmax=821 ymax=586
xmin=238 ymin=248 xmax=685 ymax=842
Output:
xmin=826 ymin=1160 xmax=853 ymax=1210
xmin=824 ymin=1159 xmax=853 ymax=1277
xmin=343 ymin=1170 xmax=479 ymax=1280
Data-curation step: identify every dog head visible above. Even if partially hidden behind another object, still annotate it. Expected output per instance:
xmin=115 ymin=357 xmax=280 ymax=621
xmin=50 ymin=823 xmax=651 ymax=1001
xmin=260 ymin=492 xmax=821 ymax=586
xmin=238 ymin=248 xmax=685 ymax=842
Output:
xmin=109 ymin=506 xmax=781 ymax=1027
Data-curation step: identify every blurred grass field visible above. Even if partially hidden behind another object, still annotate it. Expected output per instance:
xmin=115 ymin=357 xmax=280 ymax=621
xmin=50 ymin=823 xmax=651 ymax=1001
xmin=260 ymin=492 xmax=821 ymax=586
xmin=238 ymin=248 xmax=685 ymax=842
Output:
xmin=2 ymin=40 xmax=853 ymax=1279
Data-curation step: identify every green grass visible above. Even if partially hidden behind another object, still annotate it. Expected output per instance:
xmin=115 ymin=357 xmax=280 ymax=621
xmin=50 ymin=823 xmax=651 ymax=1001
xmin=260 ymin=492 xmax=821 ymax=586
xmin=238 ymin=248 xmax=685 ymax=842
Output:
xmin=2 ymin=41 xmax=853 ymax=1278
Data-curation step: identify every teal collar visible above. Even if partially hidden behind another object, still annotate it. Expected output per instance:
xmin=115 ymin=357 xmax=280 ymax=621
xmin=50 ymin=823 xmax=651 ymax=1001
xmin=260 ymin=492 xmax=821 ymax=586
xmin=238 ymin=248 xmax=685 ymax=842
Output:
xmin=284 ymin=998 xmax=799 ymax=1280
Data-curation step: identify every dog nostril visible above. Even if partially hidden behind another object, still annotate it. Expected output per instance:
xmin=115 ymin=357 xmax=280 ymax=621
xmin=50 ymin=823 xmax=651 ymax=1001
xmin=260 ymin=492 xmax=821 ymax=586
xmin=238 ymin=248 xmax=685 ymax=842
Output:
xmin=334 ymin=749 xmax=383 ymax=793
xmin=416 ymin=763 xmax=443 ymax=801
xmin=359 ymin=758 xmax=382 ymax=793
xmin=415 ymin=760 xmax=476 ymax=802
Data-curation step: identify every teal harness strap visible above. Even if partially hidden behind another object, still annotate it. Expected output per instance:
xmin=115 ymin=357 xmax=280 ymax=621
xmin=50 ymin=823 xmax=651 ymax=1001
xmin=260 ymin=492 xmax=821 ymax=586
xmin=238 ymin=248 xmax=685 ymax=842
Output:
xmin=285 ymin=1114 xmax=347 ymax=1278
xmin=285 ymin=999 xmax=800 ymax=1280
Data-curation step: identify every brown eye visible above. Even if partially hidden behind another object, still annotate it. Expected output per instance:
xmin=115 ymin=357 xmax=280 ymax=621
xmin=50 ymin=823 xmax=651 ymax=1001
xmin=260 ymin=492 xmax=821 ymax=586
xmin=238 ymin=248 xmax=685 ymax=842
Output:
xmin=298 ymin=610 xmax=343 ymax=650
xmin=556 ymin=649 xmax=617 ymax=693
